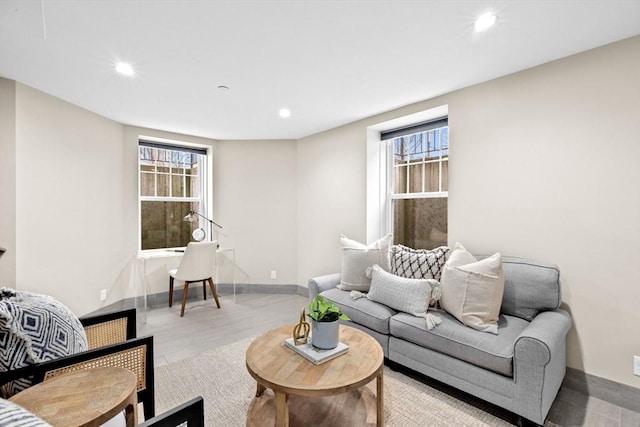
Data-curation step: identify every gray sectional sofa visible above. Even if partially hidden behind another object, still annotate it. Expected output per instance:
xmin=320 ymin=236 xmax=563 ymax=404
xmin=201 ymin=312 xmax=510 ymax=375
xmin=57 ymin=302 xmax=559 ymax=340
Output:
xmin=309 ymin=256 xmax=572 ymax=425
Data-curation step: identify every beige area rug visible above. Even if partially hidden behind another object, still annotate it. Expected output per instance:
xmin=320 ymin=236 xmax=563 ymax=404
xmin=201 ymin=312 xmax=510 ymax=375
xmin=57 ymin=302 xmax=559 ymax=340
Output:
xmin=154 ymin=337 xmax=515 ymax=427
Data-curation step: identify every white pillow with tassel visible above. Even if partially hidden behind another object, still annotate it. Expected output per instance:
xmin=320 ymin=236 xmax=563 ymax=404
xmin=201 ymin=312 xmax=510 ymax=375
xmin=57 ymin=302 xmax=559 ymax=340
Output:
xmin=350 ymin=264 xmax=441 ymax=330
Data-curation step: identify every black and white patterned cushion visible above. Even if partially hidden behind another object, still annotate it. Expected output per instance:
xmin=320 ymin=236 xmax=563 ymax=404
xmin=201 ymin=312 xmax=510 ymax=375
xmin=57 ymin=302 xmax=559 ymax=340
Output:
xmin=390 ymin=245 xmax=451 ymax=282
xmin=0 ymin=290 xmax=87 ymax=397
xmin=0 ymin=399 xmax=51 ymax=426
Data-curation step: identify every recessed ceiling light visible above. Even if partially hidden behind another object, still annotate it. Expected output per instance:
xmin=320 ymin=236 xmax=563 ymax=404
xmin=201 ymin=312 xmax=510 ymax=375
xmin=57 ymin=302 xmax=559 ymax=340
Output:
xmin=279 ymin=108 xmax=291 ymax=118
xmin=474 ymin=13 xmax=497 ymax=32
xmin=115 ymin=62 xmax=135 ymax=76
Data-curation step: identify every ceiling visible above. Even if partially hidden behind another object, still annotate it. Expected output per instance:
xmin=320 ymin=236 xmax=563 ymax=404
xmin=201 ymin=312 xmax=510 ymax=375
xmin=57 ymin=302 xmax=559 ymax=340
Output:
xmin=1 ymin=1 xmax=639 ymax=140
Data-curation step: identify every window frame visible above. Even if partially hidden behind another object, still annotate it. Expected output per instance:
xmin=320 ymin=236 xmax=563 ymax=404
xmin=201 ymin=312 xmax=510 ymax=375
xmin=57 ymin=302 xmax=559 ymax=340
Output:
xmin=387 ymin=125 xmax=449 ymax=200
xmin=365 ymin=105 xmax=449 ymax=244
xmin=385 ymin=123 xmax=448 ymax=245
xmin=137 ymin=138 xmax=211 ymax=251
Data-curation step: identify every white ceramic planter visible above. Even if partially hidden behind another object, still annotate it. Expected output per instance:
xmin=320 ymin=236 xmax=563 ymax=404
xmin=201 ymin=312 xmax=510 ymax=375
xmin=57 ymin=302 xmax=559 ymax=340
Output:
xmin=311 ymin=320 xmax=339 ymax=349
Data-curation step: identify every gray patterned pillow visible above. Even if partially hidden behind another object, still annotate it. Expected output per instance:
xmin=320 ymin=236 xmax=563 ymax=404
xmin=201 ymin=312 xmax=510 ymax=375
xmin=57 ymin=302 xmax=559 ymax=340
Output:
xmin=0 ymin=291 xmax=88 ymax=397
xmin=390 ymin=245 xmax=450 ymax=282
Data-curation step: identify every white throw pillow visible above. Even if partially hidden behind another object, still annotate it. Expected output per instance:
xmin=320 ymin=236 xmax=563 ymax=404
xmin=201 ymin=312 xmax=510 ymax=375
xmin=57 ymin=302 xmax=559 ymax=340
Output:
xmin=338 ymin=234 xmax=392 ymax=292
xmin=440 ymin=243 xmax=504 ymax=334
xmin=360 ymin=265 xmax=441 ymax=330
xmin=367 ymin=265 xmax=433 ymax=315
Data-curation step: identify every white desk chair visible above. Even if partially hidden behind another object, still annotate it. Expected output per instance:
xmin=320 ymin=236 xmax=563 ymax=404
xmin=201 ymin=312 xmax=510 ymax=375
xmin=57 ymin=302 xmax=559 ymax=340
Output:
xmin=168 ymin=242 xmax=221 ymax=317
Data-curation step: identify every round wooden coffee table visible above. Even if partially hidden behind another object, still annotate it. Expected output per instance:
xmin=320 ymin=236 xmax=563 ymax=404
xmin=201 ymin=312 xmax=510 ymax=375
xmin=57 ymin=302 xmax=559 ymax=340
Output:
xmin=245 ymin=323 xmax=384 ymax=427
xmin=9 ymin=366 xmax=138 ymax=427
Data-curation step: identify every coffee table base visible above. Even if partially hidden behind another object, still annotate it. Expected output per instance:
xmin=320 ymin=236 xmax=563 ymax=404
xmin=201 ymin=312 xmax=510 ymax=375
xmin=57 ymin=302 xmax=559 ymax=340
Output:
xmin=246 ymin=387 xmax=379 ymax=427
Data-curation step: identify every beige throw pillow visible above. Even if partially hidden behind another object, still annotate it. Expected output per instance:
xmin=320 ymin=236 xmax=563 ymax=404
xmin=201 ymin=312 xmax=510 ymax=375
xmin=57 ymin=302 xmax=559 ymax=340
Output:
xmin=338 ymin=234 xmax=392 ymax=292
xmin=440 ymin=242 xmax=504 ymax=334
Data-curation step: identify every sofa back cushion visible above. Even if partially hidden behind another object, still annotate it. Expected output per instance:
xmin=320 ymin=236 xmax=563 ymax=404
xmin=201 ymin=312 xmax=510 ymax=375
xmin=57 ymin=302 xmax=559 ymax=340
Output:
xmin=478 ymin=256 xmax=562 ymax=321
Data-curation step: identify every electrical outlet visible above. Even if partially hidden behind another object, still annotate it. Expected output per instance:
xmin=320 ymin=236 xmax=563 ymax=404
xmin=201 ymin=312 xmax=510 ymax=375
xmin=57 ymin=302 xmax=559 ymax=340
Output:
xmin=100 ymin=289 xmax=107 ymax=301
xmin=634 ymin=355 xmax=640 ymax=377
xmin=270 ymin=270 xmax=277 ymax=280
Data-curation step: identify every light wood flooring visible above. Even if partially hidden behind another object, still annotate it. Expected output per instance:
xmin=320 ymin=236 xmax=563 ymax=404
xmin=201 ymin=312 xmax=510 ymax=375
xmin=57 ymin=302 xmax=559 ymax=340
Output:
xmin=137 ymin=292 xmax=640 ymax=427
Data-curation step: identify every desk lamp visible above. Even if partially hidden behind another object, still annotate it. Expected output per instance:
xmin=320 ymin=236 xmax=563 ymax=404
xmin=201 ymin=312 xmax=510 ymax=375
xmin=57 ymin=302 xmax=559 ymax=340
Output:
xmin=183 ymin=211 xmax=222 ymax=243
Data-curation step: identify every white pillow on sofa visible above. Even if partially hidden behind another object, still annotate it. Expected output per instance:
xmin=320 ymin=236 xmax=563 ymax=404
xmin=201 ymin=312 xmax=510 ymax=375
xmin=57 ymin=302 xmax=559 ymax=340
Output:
xmin=440 ymin=243 xmax=504 ymax=334
xmin=361 ymin=264 xmax=441 ymax=330
xmin=338 ymin=234 xmax=392 ymax=292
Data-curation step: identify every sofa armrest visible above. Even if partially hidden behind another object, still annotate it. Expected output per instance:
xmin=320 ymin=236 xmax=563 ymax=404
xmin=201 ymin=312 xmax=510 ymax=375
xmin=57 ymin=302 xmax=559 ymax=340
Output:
xmin=514 ymin=309 xmax=571 ymax=367
xmin=308 ymin=273 xmax=341 ymax=299
xmin=513 ymin=308 xmax=571 ymax=423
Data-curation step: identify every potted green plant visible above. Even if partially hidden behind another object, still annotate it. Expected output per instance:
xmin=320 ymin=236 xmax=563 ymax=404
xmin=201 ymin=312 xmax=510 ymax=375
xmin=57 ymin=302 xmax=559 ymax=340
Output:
xmin=307 ymin=295 xmax=350 ymax=349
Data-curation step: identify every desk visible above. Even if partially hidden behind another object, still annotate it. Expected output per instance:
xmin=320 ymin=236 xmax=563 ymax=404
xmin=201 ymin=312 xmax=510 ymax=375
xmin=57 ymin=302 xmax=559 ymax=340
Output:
xmin=9 ymin=367 xmax=137 ymax=427
xmin=136 ymin=247 xmax=236 ymax=321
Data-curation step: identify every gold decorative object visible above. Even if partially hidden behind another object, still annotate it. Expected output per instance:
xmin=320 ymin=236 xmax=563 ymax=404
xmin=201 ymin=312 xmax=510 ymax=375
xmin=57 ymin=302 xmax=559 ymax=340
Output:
xmin=292 ymin=308 xmax=310 ymax=345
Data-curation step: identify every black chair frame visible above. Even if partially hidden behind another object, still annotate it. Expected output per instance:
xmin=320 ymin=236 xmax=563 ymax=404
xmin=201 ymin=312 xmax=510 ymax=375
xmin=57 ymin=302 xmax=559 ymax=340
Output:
xmin=140 ymin=396 xmax=204 ymax=427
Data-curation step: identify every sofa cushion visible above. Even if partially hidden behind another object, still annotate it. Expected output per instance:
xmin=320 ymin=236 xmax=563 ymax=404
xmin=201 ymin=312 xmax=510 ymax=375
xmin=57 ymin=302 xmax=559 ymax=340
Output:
xmin=0 ymin=290 xmax=88 ymax=397
xmin=495 ymin=256 xmax=562 ymax=321
xmin=320 ymin=288 xmax=396 ymax=335
xmin=389 ymin=309 xmax=530 ymax=377
xmin=440 ymin=243 xmax=504 ymax=334
xmin=338 ymin=234 xmax=392 ymax=292
xmin=390 ymin=244 xmax=450 ymax=282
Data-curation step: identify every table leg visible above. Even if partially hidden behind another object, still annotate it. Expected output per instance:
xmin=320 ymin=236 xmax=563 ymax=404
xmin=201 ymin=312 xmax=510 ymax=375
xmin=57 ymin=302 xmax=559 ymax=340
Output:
xmin=124 ymin=394 xmax=138 ymax=427
xmin=376 ymin=371 xmax=383 ymax=427
xmin=275 ymin=391 xmax=289 ymax=427
xmin=255 ymin=382 xmax=266 ymax=397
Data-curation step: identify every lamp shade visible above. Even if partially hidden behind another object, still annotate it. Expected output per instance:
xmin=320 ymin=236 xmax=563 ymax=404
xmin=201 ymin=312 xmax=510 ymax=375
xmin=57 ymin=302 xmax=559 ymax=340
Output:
xmin=183 ymin=212 xmax=198 ymax=222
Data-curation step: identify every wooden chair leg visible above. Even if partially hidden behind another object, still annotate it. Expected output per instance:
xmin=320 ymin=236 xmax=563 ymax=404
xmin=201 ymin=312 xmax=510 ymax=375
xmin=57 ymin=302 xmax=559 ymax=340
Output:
xmin=169 ymin=277 xmax=174 ymax=307
xmin=208 ymin=277 xmax=221 ymax=309
xmin=203 ymin=280 xmax=207 ymax=301
xmin=181 ymin=282 xmax=190 ymax=317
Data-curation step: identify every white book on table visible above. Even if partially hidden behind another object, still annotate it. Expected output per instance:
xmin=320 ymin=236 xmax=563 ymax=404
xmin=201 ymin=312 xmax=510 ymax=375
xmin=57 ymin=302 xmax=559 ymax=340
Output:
xmin=284 ymin=337 xmax=349 ymax=365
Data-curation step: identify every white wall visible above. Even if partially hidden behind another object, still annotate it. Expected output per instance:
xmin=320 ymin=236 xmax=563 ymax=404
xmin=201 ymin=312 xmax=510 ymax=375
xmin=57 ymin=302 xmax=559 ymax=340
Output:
xmin=296 ymin=36 xmax=640 ymax=387
xmin=12 ymin=82 xmax=126 ymax=315
xmin=216 ymin=139 xmax=297 ymax=285
xmin=296 ymin=124 xmax=368 ymax=285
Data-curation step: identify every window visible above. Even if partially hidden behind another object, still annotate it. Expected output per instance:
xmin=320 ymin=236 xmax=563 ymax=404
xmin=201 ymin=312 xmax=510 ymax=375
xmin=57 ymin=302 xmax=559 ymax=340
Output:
xmin=138 ymin=140 xmax=208 ymax=250
xmin=383 ymin=118 xmax=448 ymax=249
